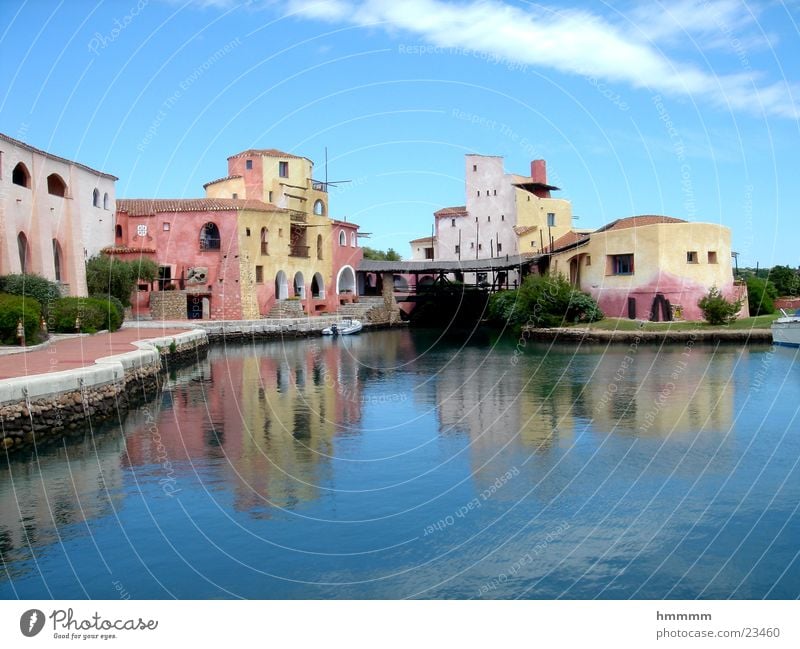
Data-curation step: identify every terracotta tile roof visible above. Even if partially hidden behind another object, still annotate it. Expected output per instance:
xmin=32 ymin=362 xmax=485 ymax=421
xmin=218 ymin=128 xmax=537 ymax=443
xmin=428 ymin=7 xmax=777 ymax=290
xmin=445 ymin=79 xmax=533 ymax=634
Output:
xmin=227 ymin=148 xmax=306 ymax=160
xmin=0 ymin=132 xmax=118 ymax=180
xmin=202 ymin=174 xmax=242 ymax=188
xmin=409 ymin=236 xmax=435 ymax=244
xmin=513 ymin=225 xmax=538 ymax=236
xmin=116 ymin=198 xmax=284 ymax=216
xmin=545 ymin=231 xmax=590 ymax=253
xmin=434 ymin=205 xmax=468 ymax=217
xmin=596 ymin=215 xmax=687 ymax=232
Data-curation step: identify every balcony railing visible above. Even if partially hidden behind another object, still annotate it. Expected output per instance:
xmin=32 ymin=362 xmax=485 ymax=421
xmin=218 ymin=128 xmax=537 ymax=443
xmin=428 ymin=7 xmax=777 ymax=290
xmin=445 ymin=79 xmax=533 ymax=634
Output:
xmin=199 ymin=238 xmax=221 ymax=251
xmin=311 ymin=180 xmax=327 ymax=192
xmin=289 ymin=244 xmax=310 ymax=258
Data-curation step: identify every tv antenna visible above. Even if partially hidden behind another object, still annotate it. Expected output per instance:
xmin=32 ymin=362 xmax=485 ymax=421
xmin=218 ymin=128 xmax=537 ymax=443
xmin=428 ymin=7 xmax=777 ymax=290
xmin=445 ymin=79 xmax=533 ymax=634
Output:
xmin=321 ymin=146 xmax=351 ymax=191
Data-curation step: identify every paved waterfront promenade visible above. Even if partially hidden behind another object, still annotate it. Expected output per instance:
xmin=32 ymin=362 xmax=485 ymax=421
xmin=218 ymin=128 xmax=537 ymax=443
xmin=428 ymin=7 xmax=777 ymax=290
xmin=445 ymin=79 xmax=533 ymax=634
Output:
xmin=0 ymin=325 xmax=191 ymax=380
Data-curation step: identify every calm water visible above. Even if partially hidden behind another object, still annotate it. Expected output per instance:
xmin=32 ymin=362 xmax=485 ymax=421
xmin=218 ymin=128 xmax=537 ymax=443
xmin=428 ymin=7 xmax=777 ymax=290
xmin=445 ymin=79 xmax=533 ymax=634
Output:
xmin=1 ymin=329 xmax=799 ymax=599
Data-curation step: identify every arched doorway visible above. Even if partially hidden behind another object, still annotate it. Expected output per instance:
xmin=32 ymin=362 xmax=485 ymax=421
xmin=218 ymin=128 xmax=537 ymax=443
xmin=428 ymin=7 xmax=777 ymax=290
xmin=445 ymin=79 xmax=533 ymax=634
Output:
xmin=17 ymin=232 xmax=30 ymax=273
xmin=336 ymin=265 xmax=355 ymax=295
xmin=311 ymin=272 xmax=325 ymax=299
xmin=293 ymin=272 xmax=305 ymax=299
xmin=275 ymin=270 xmax=288 ymax=300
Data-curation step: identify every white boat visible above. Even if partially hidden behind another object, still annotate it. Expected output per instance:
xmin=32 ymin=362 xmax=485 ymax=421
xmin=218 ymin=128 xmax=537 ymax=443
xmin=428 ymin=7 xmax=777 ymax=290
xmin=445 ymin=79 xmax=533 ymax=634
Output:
xmin=322 ymin=318 xmax=363 ymax=336
xmin=771 ymin=309 xmax=800 ymax=347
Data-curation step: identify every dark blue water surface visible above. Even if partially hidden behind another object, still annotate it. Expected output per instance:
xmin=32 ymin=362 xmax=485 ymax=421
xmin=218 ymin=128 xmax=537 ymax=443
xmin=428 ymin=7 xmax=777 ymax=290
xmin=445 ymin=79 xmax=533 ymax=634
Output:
xmin=2 ymin=329 xmax=799 ymax=599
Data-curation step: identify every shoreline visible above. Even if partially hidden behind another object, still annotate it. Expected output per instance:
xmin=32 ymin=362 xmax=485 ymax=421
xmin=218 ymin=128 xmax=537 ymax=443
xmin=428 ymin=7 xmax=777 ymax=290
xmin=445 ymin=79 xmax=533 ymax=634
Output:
xmin=522 ymin=326 xmax=774 ymax=344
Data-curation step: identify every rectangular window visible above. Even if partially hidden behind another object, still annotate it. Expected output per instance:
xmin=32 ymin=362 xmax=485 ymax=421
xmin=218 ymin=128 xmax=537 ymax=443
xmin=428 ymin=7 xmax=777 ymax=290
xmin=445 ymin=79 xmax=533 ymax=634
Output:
xmin=470 ymin=242 xmax=475 ymax=249
xmin=497 ymin=242 xmax=502 ymax=253
xmin=278 ymin=228 xmax=283 ymax=237
xmin=487 ymin=215 xmax=491 ymax=222
xmin=451 ymin=218 xmax=456 ymax=227
xmin=163 ymin=222 xmax=170 ymax=231
xmin=687 ymin=251 xmax=698 ymax=263
xmin=501 ymin=214 xmax=505 ymax=221
xmin=455 ymin=244 xmax=460 ymax=254
xmin=246 ymin=227 xmax=251 ymax=236
xmin=478 ymin=243 xmax=483 ymax=251
xmin=245 ymin=159 xmax=253 ymax=170
xmin=610 ymin=254 xmax=634 ymax=275
xmin=476 ymin=190 xmax=480 ymax=197
xmin=585 ymin=255 xmax=591 ymax=266
xmin=531 ymin=241 xmax=536 ymax=247
xmin=424 ymin=247 xmax=434 ymax=259
xmin=255 ymin=265 xmax=263 ymax=283
xmin=279 ymin=161 xmax=289 ymax=177
xmin=708 ymin=251 xmax=717 ymax=264
xmin=268 ymin=191 xmax=273 ymax=202
xmin=473 ymin=164 xmax=477 ymax=171
xmin=232 ymin=193 xmax=238 ymax=199
xmin=493 ymin=189 xmax=497 ymax=196
xmin=547 ymin=212 xmax=556 ymax=227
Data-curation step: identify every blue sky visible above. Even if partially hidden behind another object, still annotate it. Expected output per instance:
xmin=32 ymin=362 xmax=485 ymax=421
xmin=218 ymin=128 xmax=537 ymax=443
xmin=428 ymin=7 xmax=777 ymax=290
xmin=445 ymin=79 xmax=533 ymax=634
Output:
xmin=1 ymin=0 xmax=798 ymax=265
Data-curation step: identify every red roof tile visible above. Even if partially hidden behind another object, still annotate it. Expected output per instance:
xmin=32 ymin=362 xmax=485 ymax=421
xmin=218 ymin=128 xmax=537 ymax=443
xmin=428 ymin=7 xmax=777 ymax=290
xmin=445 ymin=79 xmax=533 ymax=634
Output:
xmin=513 ymin=225 xmax=538 ymax=236
xmin=116 ymin=198 xmax=284 ymax=216
xmin=202 ymin=174 xmax=242 ymax=188
xmin=596 ymin=215 xmax=687 ymax=232
xmin=434 ymin=205 xmax=468 ymax=217
xmin=227 ymin=148 xmax=306 ymax=160
xmin=545 ymin=231 xmax=590 ymax=253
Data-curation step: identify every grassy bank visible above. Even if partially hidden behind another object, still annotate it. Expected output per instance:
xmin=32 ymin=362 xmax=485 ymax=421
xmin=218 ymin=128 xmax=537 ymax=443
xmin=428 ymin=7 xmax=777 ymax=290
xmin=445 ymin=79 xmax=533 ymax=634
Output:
xmin=568 ymin=313 xmax=779 ymax=332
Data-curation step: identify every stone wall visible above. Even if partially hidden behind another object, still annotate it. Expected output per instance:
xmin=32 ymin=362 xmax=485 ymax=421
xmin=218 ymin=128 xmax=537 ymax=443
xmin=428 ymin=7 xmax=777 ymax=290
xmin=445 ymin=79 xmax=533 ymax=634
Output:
xmin=149 ymin=290 xmax=186 ymax=320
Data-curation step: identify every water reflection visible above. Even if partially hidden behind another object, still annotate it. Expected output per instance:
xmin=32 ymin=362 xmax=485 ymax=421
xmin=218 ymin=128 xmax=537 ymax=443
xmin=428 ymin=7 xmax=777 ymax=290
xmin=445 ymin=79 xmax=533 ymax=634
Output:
xmin=1 ymin=330 xmax=798 ymax=599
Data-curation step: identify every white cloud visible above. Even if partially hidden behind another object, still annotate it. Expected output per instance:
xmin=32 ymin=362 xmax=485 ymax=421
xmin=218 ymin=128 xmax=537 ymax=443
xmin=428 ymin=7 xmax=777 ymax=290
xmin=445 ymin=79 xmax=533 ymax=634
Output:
xmin=276 ymin=0 xmax=798 ymax=119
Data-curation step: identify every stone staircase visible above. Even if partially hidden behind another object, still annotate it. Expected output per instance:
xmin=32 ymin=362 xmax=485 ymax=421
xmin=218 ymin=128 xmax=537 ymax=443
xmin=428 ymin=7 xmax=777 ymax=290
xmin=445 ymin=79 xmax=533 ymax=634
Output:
xmin=266 ymin=299 xmax=305 ymax=319
xmin=338 ymin=296 xmax=402 ymax=325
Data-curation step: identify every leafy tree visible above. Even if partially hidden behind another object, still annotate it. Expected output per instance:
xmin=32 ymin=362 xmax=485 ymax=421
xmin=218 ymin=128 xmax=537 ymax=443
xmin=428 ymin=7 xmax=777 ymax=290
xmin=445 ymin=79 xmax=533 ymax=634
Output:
xmin=86 ymin=255 xmax=157 ymax=306
xmin=698 ymin=287 xmax=743 ymax=325
xmin=488 ymin=273 xmax=603 ymax=328
xmin=767 ymin=265 xmax=800 ymax=297
xmin=362 ymin=247 xmax=402 ymax=261
xmin=746 ymin=276 xmax=778 ymax=316
xmin=0 ymin=273 xmax=61 ymax=318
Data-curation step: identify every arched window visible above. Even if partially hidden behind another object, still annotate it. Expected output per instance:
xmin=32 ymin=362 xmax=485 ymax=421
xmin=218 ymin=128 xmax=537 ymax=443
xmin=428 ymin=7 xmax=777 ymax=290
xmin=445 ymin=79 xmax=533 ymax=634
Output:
xmin=103 ymin=192 xmax=110 ymax=210
xmin=92 ymin=188 xmax=100 ymax=207
xmin=260 ymin=227 xmax=268 ymax=255
xmin=12 ymin=162 xmax=30 ymax=188
xmin=200 ymin=222 xmax=221 ymax=250
xmin=316 ymin=234 xmax=323 ymax=260
xmin=115 ymin=225 xmax=123 ymax=239
xmin=17 ymin=232 xmax=30 ymax=273
xmin=47 ymin=173 xmax=67 ymax=197
xmin=52 ymin=239 xmax=63 ymax=282
xmin=338 ymin=230 xmax=346 ymax=246
xmin=350 ymin=232 xmax=357 ymax=247
xmin=313 ymin=199 xmax=325 ymax=216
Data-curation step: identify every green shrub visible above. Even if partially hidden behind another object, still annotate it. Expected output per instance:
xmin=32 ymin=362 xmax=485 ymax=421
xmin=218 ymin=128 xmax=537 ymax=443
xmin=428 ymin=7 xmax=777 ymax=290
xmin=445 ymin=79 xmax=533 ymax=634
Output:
xmin=488 ymin=273 xmax=603 ymax=328
xmin=50 ymin=297 xmax=123 ymax=333
xmin=698 ymin=286 xmax=743 ymax=325
xmin=86 ymin=255 xmax=157 ymax=306
xmin=90 ymin=294 xmax=125 ymax=328
xmin=0 ymin=293 xmax=43 ymax=345
xmin=746 ymin=276 xmax=777 ymax=316
xmin=0 ymin=273 xmax=61 ymax=318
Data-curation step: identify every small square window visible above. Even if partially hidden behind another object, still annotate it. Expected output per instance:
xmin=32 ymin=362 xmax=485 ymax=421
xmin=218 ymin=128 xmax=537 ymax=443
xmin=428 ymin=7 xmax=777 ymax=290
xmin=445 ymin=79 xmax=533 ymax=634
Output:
xmin=487 ymin=215 xmax=491 ymax=222
xmin=473 ymin=164 xmax=477 ymax=171
xmin=255 ymin=265 xmax=263 ymax=283
xmin=497 ymin=242 xmax=502 ymax=253
xmin=585 ymin=255 xmax=591 ymax=266
xmin=501 ymin=214 xmax=505 ymax=221
xmin=476 ymin=190 xmax=480 ymax=197
xmin=278 ymin=228 xmax=283 ymax=237
xmin=232 ymin=193 xmax=238 ymax=199
xmin=451 ymin=218 xmax=456 ymax=227
xmin=531 ymin=241 xmax=536 ymax=248
xmin=470 ymin=242 xmax=475 ymax=249
xmin=547 ymin=212 xmax=555 ymax=227
xmin=268 ymin=191 xmax=273 ymax=202
xmin=708 ymin=251 xmax=717 ymax=264
xmin=478 ymin=243 xmax=483 ymax=251
xmin=163 ymin=222 xmax=170 ymax=231
xmin=493 ymin=189 xmax=497 ymax=196
xmin=246 ymin=227 xmax=251 ymax=236
xmin=279 ymin=161 xmax=289 ymax=177
xmin=455 ymin=244 xmax=460 ymax=254
xmin=245 ymin=159 xmax=253 ymax=170
xmin=687 ymin=251 xmax=698 ymax=263
xmin=610 ymin=254 xmax=634 ymax=275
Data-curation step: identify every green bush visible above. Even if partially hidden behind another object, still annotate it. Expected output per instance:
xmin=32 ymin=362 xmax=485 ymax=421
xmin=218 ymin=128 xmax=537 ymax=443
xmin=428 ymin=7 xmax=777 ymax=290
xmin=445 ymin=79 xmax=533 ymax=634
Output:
xmin=767 ymin=265 xmax=800 ymax=297
xmin=50 ymin=297 xmax=123 ymax=334
xmin=0 ymin=293 xmax=43 ymax=345
xmin=746 ymin=276 xmax=777 ymax=316
xmin=488 ymin=273 xmax=603 ymax=328
xmin=86 ymin=255 xmax=158 ymax=306
xmin=90 ymin=294 xmax=125 ymax=329
xmin=698 ymin=286 xmax=743 ymax=325
xmin=0 ymin=273 xmax=61 ymax=318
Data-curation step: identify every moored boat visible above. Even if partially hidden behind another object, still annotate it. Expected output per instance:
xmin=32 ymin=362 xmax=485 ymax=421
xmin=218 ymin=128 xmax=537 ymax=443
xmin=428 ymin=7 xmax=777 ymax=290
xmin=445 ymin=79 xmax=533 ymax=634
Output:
xmin=322 ymin=318 xmax=363 ymax=336
xmin=771 ymin=309 xmax=800 ymax=347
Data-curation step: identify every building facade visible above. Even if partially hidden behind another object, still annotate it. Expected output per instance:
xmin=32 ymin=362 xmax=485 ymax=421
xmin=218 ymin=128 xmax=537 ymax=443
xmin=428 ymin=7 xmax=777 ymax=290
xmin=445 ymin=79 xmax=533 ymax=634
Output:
xmin=112 ymin=148 xmax=362 ymax=319
xmin=0 ymin=133 xmax=117 ymax=296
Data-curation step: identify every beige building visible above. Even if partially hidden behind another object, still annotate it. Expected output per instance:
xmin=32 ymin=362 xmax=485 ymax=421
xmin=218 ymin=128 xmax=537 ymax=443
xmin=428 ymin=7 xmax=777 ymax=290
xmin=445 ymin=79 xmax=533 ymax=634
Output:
xmin=0 ymin=133 xmax=117 ymax=295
